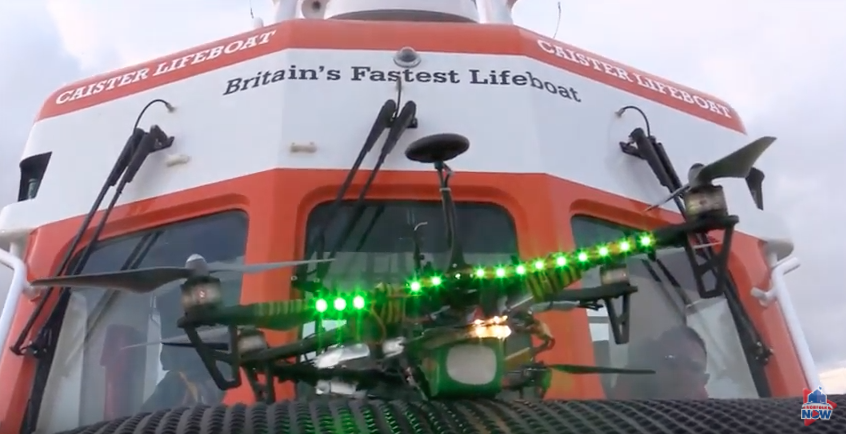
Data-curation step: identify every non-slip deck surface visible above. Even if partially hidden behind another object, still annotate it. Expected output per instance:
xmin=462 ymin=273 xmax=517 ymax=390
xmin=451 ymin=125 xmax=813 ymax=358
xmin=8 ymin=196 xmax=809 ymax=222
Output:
xmin=60 ymin=395 xmax=845 ymax=434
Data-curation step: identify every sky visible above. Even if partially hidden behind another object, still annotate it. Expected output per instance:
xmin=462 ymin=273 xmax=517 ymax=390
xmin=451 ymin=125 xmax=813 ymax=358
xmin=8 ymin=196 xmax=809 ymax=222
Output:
xmin=0 ymin=0 xmax=844 ymax=387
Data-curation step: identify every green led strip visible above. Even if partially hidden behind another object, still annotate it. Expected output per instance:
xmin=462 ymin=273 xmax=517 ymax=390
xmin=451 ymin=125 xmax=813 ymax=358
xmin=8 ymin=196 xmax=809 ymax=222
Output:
xmin=312 ymin=232 xmax=656 ymax=314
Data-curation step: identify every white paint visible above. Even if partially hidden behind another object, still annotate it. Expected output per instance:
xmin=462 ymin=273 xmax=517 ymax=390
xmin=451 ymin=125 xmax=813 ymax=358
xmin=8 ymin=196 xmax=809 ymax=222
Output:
xmin=0 ymin=49 xmax=791 ymax=256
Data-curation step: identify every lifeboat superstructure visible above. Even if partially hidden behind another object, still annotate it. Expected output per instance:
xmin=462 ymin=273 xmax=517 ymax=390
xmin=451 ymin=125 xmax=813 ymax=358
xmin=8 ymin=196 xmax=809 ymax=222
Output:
xmin=0 ymin=0 xmax=815 ymax=432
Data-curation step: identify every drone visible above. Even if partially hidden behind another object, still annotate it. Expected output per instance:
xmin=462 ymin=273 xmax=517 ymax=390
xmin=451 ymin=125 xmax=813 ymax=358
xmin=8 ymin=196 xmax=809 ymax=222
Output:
xmin=31 ymin=122 xmax=774 ymax=402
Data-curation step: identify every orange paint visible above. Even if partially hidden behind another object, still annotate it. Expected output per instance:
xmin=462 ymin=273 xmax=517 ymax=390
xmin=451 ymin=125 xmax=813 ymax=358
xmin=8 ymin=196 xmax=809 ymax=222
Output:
xmin=0 ymin=169 xmax=802 ymax=431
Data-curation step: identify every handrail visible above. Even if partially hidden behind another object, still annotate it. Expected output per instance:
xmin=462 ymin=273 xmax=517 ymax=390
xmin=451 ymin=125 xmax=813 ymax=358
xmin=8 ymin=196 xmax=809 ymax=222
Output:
xmin=752 ymin=253 xmax=820 ymax=389
xmin=0 ymin=247 xmax=30 ymax=353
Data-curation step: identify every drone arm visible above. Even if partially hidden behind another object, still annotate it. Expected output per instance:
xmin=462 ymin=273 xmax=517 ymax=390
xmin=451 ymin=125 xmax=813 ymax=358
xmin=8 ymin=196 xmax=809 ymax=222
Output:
xmin=522 ymin=258 xmax=586 ymax=303
xmin=189 ymin=300 xmax=316 ymax=331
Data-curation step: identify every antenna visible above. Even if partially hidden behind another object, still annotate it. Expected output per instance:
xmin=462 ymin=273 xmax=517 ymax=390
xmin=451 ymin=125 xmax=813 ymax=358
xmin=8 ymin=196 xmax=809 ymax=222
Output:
xmin=405 ymin=133 xmax=470 ymax=272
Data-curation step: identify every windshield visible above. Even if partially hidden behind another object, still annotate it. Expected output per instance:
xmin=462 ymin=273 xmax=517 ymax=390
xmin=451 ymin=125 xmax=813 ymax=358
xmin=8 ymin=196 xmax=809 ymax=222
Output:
xmin=297 ymin=200 xmax=534 ymax=397
xmin=572 ymin=215 xmax=759 ymax=400
xmin=36 ymin=212 xmax=247 ymax=433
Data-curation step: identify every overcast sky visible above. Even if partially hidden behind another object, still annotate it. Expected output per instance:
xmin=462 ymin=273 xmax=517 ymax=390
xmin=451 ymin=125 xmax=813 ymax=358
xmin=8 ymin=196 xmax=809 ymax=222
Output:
xmin=0 ymin=0 xmax=843 ymax=376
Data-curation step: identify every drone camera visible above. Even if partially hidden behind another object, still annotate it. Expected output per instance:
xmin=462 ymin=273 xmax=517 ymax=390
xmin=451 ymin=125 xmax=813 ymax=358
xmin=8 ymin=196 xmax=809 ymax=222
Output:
xmin=180 ymin=277 xmax=223 ymax=312
xmin=684 ymin=185 xmax=728 ymax=218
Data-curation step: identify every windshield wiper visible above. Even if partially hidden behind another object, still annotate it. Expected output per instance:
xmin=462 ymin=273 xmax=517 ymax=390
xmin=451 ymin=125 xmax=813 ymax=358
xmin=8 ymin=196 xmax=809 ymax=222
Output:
xmin=623 ymin=125 xmax=772 ymax=396
xmin=297 ymin=100 xmax=417 ymax=283
xmin=18 ymin=126 xmax=172 ymax=434
xmin=638 ymin=257 xmax=691 ymax=320
xmin=314 ymin=101 xmax=417 ymax=281
xmin=297 ymin=100 xmax=397 ymax=281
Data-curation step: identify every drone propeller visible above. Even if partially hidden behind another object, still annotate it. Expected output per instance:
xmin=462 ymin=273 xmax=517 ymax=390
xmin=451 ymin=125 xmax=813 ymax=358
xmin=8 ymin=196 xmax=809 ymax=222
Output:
xmin=30 ymin=254 xmax=334 ymax=293
xmin=645 ymin=136 xmax=776 ymax=212
xmin=547 ymin=364 xmax=655 ymax=375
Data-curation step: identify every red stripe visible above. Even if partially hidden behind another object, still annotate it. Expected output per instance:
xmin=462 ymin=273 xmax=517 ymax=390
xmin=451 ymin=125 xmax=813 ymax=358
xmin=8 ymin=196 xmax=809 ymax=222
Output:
xmin=37 ymin=20 xmax=744 ymax=132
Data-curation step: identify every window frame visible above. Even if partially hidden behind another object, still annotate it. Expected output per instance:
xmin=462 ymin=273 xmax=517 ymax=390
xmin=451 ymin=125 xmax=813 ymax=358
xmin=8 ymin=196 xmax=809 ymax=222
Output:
xmin=295 ymin=199 xmax=536 ymax=398
xmin=32 ymin=210 xmax=249 ymax=432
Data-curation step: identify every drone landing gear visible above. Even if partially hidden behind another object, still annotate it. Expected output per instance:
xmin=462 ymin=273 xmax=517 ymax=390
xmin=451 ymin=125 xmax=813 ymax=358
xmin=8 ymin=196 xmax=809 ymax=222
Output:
xmin=652 ymin=213 xmax=739 ymax=299
xmin=405 ymin=133 xmax=470 ymax=273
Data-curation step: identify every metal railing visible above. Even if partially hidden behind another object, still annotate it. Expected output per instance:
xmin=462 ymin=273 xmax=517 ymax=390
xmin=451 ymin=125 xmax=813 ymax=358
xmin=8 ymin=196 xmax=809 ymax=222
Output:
xmin=0 ymin=247 xmax=30 ymax=353
xmin=752 ymin=253 xmax=818 ymax=389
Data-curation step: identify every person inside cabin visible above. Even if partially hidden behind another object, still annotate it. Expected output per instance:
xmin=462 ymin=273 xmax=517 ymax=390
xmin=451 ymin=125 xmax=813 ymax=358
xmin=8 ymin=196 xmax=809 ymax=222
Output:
xmin=611 ymin=325 xmax=710 ymax=400
xmin=140 ymin=288 xmax=226 ymax=412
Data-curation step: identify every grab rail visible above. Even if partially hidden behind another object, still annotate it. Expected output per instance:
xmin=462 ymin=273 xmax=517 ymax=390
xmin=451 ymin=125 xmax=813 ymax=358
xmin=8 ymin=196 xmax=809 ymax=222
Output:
xmin=752 ymin=254 xmax=819 ymax=389
xmin=0 ymin=247 xmax=30 ymax=353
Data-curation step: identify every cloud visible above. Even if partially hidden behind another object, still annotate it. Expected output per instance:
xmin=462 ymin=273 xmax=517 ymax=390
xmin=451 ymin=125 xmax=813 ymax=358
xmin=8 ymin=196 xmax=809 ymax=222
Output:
xmin=0 ymin=1 xmax=85 ymax=296
xmin=1 ymin=0 xmax=844 ymax=375
xmin=0 ymin=2 xmax=83 ymax=203
xmin=44 ymin=0 xmax=266 ymax=68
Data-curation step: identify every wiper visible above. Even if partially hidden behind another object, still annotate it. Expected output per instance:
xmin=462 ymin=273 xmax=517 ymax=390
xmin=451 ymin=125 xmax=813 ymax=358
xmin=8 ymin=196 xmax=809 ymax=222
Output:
xmin=336 ymin=204 xmax=386 ymax=279
xmin=18 ymin=120 xmax=173 ymax=434
xmin=638 ymin=257 xmax=691 ymax=320
xmin=623 ymin=120 xmax=773 ymax=395
xmin=54 ymin=231 xmax=161 ymax=374
xmin=314 ymin=101 xmax=418 ymax=281
xmin=298 ymin=100 xmax=397 ymax=279
xmin=13 ymin=124 xmax=173 ymax=356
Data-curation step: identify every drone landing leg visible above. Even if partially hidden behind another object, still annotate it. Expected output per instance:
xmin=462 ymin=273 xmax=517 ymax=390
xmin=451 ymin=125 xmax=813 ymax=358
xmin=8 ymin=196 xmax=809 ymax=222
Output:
xmin=184 ymin=326 xmax=241 ymax=391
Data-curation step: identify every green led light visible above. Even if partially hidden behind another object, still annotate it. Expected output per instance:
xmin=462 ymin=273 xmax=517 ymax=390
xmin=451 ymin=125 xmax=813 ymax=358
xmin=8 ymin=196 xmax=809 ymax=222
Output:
xmin=310 ymin=232 xmax=658 ymax=297
xmin=334 ymin=298 xmax=347 ymax=311
xmin=352 ymin=295 xmax=365 ymax=310
xmin=315 ymin=299 xmax=328 ymax=313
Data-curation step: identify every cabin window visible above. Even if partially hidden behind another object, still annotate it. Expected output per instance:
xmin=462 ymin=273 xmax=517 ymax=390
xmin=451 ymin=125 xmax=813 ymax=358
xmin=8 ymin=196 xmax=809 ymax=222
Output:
xmin=571 ymin=215 xmax=758 ymax=400
xmin=297 ymin=201 xmax=531 ymax=397
xmin=36 ymin=212 xmax=247 ymax=433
